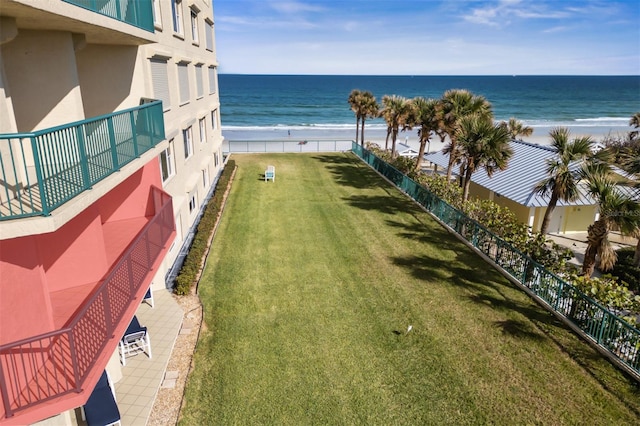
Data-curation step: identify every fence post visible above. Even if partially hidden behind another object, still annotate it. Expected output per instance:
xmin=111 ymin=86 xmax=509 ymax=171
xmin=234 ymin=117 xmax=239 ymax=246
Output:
xmin=30 ymin=136 xmax=50 ymax=216
xmin=75 ymin=126 xmax=92 ymax=190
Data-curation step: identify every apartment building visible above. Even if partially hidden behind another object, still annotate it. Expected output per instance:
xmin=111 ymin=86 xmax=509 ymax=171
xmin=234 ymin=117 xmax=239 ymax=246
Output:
xmin=0 ymin=0 xmax=223 ymax=424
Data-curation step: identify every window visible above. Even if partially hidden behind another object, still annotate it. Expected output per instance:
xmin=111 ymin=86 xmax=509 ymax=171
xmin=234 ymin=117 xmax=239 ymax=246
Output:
xmin=202 ymin=168 xmax=210 ymax=189
xmin=190 ymin=8 xmax=199 ymax=44
xmin=177 ymin=61 xmax=190 ymax=104
xmin=171 ymin=0 xmax=183 ymax=34
xmin=183 ymin=126 xmax=193 ymax=159
xmin=159 ymin=140 xmax=175 ymax=182
xmin=214 ymin=151 xmax=219 ymax=167
xmin=199 ymin=117 xmax=206 ymax=144
xmin=208 ymin=66 xmax=217 ymax=94
xmin=195 ymin=64 xmax=203 ymax=98
xmin=205 ymin=20 xmax=213 ymax=51
xmin=211 ymin=109 xmax=218 ymax=131
xmin=188 ymin=192 xmax=197 ymax=214
xmin=152 ymin=0 xmax=162 ymax=27
xmin=150 ymin=58 xmax=170 ymax=111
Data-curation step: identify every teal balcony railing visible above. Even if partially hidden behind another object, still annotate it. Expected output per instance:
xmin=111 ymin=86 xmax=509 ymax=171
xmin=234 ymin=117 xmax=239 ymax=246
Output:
xmin=0 ymin=101 xmax=165 ymax=221
xmin=352 ymin=142 xmax=640 ymax=381
xmin=63 ymin=0 xmax=155 ymax=32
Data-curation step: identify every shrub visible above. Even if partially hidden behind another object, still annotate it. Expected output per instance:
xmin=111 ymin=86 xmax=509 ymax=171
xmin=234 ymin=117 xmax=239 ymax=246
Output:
xmin=174 ymin=160 xmax=236 ymax=295
xmin=610 ymin=247 xmax=640 ymax=293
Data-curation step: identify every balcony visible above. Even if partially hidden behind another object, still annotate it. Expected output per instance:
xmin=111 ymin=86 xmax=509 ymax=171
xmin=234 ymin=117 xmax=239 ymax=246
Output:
xmin=0 ymin=101 xmax=165 ymax=221
xmin=0 ymin=186 xmax=175 ymax=421
xmin=63 ymin=0 xmax=155 ymax=32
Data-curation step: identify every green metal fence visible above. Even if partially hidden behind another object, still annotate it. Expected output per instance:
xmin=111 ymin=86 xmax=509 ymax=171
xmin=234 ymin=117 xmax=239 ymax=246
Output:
xmin=352 ymin=142 xmax=640 ymax=380
xmin=0 ymin=101 xmax=165 ymax=220
xmin=63 ymin=0 xmax=155 ymax=32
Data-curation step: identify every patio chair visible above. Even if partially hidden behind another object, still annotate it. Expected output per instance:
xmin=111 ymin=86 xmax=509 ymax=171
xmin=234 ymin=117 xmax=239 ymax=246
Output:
xmin=264 ymin=165 xmax=275 ymax=182
xmin=118 ymin=315 xmax=152 ymax=366
xmin=143 ymin=286 xmax=154 ymax=308
xmin=82 ymin=370 xmax=121 ymax=426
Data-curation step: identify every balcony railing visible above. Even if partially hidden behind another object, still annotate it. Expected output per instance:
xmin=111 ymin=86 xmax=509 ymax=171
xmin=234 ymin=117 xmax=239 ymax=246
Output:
xmin=63 ymin=0 xmax=155 ymax=32
xmin=0 ymin=101 xmax=165 ymax=221
xmin=0 ymin=186 xmax=174 ymax=419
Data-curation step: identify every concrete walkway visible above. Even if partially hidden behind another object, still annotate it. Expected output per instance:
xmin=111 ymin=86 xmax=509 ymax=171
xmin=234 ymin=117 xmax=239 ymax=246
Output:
xmin=114 ymin=290 xmax=184 ymax=425
xmin=548 ymin=231 xmax=637 ymax=273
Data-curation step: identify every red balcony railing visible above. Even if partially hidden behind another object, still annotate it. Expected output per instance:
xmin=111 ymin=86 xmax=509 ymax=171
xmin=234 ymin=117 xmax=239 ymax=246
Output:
xmin=0 ymin=186 xmax=174 ymax=419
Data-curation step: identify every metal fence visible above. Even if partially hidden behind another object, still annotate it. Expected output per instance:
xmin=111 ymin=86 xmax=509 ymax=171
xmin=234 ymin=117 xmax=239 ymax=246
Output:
xmin=225 ymin=139 xmax=353 ymax=154
xmin=352 ymin=142 xmax=640 ymax=380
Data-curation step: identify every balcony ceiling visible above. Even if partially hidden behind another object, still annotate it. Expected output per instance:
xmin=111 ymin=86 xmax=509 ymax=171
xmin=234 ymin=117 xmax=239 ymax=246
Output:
xmin=1 ymin=1 xmax=155 ymax=45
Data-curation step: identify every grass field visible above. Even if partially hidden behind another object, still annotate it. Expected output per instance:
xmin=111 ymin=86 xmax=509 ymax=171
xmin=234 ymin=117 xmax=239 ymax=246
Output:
xmin=180 ymin=153 xmax=640 ymax=425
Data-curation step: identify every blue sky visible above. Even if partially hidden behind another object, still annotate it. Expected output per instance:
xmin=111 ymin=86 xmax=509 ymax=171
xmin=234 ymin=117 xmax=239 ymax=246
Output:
xmin=212 ymin=0 xmax=640 ymax=75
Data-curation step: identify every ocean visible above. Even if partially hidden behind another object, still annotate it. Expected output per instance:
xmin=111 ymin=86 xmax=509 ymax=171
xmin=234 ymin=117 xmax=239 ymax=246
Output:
xmin=218 ymin=75 xmax=640 ymax=145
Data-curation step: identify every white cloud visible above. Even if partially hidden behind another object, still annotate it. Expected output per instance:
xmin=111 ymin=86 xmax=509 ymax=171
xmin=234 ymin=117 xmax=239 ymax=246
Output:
xmin=269 ymin=1 xmax=325 ymax=15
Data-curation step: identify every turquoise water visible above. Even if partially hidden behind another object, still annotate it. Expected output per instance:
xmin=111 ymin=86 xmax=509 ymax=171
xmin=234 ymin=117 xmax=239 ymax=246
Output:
xmin=218 ymin=74 xmax=640 ymax=141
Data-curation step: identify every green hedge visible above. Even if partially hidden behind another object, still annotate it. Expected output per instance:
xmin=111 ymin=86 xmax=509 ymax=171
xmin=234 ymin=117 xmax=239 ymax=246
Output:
xmin=174 ymin=160 xmax=236 ymax=295
xmin=611 ymin=247 xmax=640 ymax=293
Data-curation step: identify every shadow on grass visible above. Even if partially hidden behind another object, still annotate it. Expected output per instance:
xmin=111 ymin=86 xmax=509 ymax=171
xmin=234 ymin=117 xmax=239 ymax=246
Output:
xmin=493 ymin=319 xmax=545 ymax=341
xmin=312 ymin=154 xmax=387 ymax=190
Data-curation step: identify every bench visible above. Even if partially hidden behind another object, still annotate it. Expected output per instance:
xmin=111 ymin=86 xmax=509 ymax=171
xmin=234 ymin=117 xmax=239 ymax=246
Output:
xmin=265 ymin=165 xmax=275 ymax=182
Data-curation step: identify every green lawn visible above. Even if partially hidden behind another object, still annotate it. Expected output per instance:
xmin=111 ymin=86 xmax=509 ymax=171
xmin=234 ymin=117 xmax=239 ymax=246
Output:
xmin=180 ymin=153 xmax=640 ymax=425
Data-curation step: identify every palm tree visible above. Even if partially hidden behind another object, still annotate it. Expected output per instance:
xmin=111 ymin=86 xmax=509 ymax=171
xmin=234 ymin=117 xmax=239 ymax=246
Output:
xmin=359 ymin=92 xmax=379 ymax=146
xmin=456 ymin=115 xmax=513 ymax=201
xmin=380 ymin=95 xmax=412 ymax=157
xmin=534 ymin=127 xmax=594 ymax=235
xmin=348 ymin=89 xmax=363 ymax=144
xmin=629 ymin=111 xmax=640 ymax=140
xmin=581 ymin=168 xmax=640 ymax=277
xmin=412 ymin=97 xmax=440 ymax=171
xmin=439 ymin=89 xmax=493 ymax=183
xmin=503 ymin=117 xmax=533 ymax=140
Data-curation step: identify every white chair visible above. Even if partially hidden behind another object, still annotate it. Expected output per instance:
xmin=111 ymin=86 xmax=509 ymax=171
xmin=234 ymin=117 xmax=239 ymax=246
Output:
xmin=143 ymin=287 xmax=154 ymax=308
xmin=264 ymin=165 xmax=275 ymax=181
xmin=119 ymin=315 xmax=152 ymax=366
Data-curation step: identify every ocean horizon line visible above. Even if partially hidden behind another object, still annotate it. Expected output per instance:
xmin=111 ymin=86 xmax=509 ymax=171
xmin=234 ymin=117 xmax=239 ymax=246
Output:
xmin=218 ymin=73 xmax=640 ymax=77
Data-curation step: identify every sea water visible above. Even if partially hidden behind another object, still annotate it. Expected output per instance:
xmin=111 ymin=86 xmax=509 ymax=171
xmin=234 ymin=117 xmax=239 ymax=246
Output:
xmin=219 ymin=75 xmax=640 ymax=145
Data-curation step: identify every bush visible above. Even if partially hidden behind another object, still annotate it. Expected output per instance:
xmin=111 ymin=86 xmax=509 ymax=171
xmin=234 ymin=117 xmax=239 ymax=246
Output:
xmin=610 ymin=247 xmax=640 ymax=293
xmin=174 ymin=160 xmax=236 ymax=295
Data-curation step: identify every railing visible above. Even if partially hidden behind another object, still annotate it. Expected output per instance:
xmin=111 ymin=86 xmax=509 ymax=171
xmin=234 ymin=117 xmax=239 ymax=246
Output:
xmin=63 ymin=0 xmax=155 ymax=32
xmin=225 ymin=139 xmax=354 ymax=154
xmin=0 ymin=187 xmax=174 ymax=418
xmin=0 ymin=101 xmax=165 ymax=221
xmin=352 ymin=142 xmax=640 ymax=380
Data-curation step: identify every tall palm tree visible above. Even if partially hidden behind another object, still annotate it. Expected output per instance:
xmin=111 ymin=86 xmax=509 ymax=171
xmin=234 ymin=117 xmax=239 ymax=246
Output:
xmin=348 ymin=89 xmax=363 ymax=144
xmin=629 ymin=111 xmax=640 ymax=140
xmin=359 ymin=92 xmax=379 ymax=146
xmin=438 ymin=89 xmax=493 ymax=183
xmin=412 ymin=97 xmax=440 ymax=171
xmin=503 ymin=117 xmax=533 ymax=140
xmin=380 ymin=95 xmax=412 ymax=157
xmin=456 ymin=115 xmax=513 ymax=201
xmin=581 ymin=168 xmax=640 ymax=277
xmin=534 ymin=127 xmax=594 ymax=235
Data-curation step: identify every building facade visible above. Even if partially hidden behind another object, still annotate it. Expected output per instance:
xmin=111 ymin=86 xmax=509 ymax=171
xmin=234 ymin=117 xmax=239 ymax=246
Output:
xmin=0 ymin=0 xmax=223 ymax=423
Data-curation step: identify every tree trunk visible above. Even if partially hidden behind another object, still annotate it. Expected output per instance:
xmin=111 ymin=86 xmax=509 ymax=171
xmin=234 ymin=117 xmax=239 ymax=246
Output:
xmin=385 ymin=128 xmax=391 ymax=151
xmin=360 ymin=118 xmax=366 ymax=146
xmin=415 ymin=136 xmax=428 ymax=172
xmin=391 ymin=129 xmax=398 ymax=158
xmin=462 ymin=166 xmax=474 ymax=201
xmin=445 ymin=138 xmax=457 ymax=183
xmin=539 ymin=190 xmax=559 ymax=235
xmin=355 ymin=118 xmax=360 ymax=145
xmin=582 ymin=220 xmax=607 ymax=277
xmin=634 ymin=238 xmax=640 ymax=267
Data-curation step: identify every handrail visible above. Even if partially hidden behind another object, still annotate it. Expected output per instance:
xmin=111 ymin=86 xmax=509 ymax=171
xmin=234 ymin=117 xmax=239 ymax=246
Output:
xmin=0 ymin=101 xmax=165 ymax=220
xmin=0 ymin=187 xmax=174 ymax=418
xmin=351 ymin=142 xmax=640 ymax=381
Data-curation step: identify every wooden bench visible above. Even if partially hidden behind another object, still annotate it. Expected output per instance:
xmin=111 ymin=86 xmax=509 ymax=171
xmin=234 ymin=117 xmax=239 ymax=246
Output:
xmin=265 ymin=165 xmax=275 ymax=182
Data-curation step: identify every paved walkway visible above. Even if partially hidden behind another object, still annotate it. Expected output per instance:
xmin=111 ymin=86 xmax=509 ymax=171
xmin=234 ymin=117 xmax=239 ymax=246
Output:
xmin=114 ymin=289 xmax=184 ymax=425
xmin=548 ymin=231 xmax=637 ymax=272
